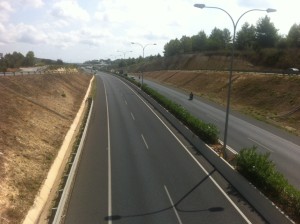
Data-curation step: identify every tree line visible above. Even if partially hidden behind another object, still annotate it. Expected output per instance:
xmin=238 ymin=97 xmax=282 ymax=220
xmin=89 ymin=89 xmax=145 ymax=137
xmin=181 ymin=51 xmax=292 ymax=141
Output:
xmin=0 ymin=51 xmax=64 ymax=72
xmin=164 ymin=16 xmax=300 ymax=56
xmin=0 ymin=51 xmax=35 ymax=71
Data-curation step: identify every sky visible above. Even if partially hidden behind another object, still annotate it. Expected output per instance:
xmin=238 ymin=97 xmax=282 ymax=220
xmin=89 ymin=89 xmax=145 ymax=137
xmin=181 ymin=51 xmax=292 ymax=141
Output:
xmin=0 ymin=0 xmax=299 ymax=63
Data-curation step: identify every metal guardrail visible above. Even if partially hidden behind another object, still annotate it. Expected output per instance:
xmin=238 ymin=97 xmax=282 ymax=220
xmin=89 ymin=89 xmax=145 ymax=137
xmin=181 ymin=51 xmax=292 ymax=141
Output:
xmin=1 ymin=69 xmax=299 ymax=77
xmin=0 ymin=70 xmax=79 ymax=76
xmin=52 ymin=100 xmax=94 ymax=224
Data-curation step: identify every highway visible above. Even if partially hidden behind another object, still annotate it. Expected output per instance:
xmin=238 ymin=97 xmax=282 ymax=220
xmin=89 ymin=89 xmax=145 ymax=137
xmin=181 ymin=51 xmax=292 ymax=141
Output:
xmin=142 ymin=78 xmax=300 ymax=189
xmin=62 ymin=72 xmax=266 ymax=223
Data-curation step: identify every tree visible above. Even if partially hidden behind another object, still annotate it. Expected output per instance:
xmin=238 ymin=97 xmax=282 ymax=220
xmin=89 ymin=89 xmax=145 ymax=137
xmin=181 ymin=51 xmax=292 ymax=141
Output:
xmin=255 ymin=16 xmax=279 ymax=49
xmin=287 ymin=23 xmax=300 ymax=48
xmin=180 ymin=35 xmax=192 ymax=53
xmin=0 ymin=58 xmax=7 ymax=72
xmin=164 ymin=38 xmax=181 ymax=56
xmin=207 ymin=27 xmax=231 ymax=51
xmin=56 ymin=59 xmax=64 ymax=65
xmin=24 ymin=51 xmax=35 ymax=66
xmin=191 ymin=31 xmax=207 ymax=52
xmin=236 ymin=22 xmax=256 ymax=50
xmin=223 ymin=28 xmax=232 ymax=49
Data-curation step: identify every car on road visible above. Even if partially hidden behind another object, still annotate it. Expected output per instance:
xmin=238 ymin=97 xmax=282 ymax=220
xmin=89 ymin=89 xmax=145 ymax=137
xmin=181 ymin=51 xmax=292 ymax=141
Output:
xmin=285 ymin=67 xmax=300 ymax=75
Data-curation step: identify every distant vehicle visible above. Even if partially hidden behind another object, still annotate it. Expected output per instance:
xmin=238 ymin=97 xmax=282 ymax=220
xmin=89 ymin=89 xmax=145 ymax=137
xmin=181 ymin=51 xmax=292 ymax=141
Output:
xmin=285 ymin=67 xmax=299 ymax=75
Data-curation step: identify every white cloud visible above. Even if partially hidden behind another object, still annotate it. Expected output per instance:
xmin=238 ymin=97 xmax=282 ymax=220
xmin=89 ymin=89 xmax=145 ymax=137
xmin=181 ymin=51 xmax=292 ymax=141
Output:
xmin=47 ymin=31 xmax=79 ymax=48
xmin=50 ymin=0 xmax=90 ymax=24
xmin=15 ymin=24 xmax=47 ymax=44
xmin=0 ymin=1 xmax=14 ymax=22
xmin=0 ymin=23 xmax=47 ymax=45
xmin=0 ymin=23 xmax=7 ymax=44
xmin=79 ymin=28 xmax=112 ymax=39
xmin=21 ymin=0 xmax=44 ymax=8
xmin=0 ymin=1 xmax=13 ymax=12
xmin=237 ymin=0 xmax=271 ymax=8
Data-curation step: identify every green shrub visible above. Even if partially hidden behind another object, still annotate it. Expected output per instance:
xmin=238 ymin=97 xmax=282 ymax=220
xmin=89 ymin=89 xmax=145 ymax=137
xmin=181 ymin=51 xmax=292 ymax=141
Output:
xmin=236 ymin=147 xmax=300 ymax=219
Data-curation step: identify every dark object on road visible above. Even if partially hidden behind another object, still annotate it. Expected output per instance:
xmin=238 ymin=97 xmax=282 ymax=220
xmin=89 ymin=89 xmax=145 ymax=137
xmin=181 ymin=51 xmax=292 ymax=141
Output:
xmin=284 ymin=67 xmax=299 ymax=75
xmin=189 ymin=92 xmax=193 ymax=100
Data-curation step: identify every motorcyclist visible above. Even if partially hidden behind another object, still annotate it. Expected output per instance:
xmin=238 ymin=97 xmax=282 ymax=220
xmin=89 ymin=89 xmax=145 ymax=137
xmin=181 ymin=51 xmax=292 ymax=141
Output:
xmin=189 ymin=92 xmax=193 ymax=100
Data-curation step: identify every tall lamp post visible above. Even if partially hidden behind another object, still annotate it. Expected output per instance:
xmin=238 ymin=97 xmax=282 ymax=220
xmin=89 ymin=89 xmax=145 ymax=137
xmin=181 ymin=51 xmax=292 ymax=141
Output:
xmin=194 ymin=4 xmax=276 ymax=158
xmin=131 ymin=42 xmax=157 ymax=87
xmin=117 ymin=50 xmax=132 ymax=75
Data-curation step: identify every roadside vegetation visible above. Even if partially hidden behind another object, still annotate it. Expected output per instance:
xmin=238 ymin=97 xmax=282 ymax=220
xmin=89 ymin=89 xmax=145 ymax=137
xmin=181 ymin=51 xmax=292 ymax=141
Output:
xmin=236 ymin=147 xmax=300 ymax=222
xmin=0 ymin=50 xmax=66 ymax=72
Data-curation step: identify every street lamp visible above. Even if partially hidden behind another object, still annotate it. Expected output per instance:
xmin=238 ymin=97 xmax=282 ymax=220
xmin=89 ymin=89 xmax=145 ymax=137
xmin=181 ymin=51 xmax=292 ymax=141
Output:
xmin=194 ymin=4 xmax=276 ymax=158
xmin=131 ymin=42 xmax=157 ymax=87
xmin=117 ymin=50 xmax=132 ymax=59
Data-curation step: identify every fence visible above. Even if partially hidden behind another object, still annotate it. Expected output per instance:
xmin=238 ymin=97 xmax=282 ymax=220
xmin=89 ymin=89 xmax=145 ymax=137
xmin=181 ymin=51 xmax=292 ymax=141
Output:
xmin=0 ymin=70 xmax=82 ymax=76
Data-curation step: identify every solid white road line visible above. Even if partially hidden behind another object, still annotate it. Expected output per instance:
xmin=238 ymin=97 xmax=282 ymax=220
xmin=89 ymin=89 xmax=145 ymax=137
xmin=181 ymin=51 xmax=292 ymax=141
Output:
xmin=164 ymin=185 xmax=183 ymax=224
xmin=141 ymin=134 xmax=149 ymax=149
xmin=104 ymin=82 xmax=112 ymax=224
xmin=119 ymin=79 xmax=252 ymax=224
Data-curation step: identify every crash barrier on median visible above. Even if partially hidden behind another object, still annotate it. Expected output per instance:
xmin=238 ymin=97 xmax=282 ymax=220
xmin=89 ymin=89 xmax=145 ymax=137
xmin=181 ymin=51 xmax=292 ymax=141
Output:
xmin=120 ymin=75 xmax=292 ymax=224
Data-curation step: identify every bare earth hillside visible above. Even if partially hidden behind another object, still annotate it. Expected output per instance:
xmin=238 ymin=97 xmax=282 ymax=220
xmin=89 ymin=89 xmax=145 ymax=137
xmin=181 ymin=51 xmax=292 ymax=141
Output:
xmin=0 ymin=71 xmax=92 ymax=223
xmin=143 ymin=71 xmax=300 ymax=136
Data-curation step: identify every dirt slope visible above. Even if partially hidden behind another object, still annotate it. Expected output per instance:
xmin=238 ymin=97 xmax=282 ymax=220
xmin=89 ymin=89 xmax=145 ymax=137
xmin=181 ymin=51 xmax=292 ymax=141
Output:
xmin=143 ymin=70 xmax=300 ymax=135
xmin=0 ymin=71 xmax=92 ymax=223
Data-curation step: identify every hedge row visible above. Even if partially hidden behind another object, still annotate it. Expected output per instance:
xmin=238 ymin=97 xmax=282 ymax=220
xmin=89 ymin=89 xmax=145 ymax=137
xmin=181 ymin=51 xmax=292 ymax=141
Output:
xmin=236 ymin=147 xmax=300 ymax=220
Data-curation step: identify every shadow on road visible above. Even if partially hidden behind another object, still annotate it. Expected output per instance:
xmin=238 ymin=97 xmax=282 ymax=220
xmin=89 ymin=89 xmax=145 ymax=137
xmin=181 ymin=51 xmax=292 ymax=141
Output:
xmin=104 ymin=169 xmax=224 ymax=221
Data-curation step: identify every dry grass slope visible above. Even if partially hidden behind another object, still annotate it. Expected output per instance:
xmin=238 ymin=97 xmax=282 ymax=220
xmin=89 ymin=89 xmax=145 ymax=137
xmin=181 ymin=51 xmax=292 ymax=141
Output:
xmin=0 ymin=72 xmax=92 ymax=224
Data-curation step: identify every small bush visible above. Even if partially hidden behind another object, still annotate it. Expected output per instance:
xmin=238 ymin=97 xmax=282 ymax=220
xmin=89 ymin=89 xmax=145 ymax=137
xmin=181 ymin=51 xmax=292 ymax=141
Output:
xmin=236 ymin=147 xmax=300 ymax=219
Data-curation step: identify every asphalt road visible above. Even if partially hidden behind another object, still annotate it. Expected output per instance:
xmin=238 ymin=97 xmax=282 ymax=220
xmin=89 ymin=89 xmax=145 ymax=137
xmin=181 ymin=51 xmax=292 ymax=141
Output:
xmin=142 ymin=78 xmax=300 ymax=189
xmin=62 ymin=72 xmax=266 ymax=223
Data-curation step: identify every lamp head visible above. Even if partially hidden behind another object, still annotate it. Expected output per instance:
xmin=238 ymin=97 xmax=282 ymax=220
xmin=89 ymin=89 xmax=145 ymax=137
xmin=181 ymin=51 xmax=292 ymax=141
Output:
xmin=194 ymin=4 xmax=205 ymax=9
xmin=266 ymin=8 xmax=276 ymax=13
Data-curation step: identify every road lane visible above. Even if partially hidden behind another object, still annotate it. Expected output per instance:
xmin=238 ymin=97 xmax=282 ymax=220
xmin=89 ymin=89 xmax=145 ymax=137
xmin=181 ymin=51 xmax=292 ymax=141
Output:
xmin=103 ymin=74 xmax=181 ymax=223
xmin=64 ymin=75 xmax=109 ymax=223
xmin=101 ymin=73 xmax=253 ymax=223
xmin=142 ymin=78 xmax=300 ymax=189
